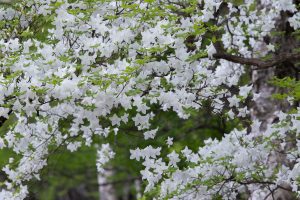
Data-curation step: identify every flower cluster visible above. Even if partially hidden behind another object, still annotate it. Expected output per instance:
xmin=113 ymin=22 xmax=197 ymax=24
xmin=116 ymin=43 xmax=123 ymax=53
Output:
xmin=0 ymin=0 xmax=299 ymax=199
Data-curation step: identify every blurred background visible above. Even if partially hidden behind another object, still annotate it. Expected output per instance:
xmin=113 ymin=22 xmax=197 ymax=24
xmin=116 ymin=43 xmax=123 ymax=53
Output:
xmin=0 ymin=105 xmax=236 ymax=200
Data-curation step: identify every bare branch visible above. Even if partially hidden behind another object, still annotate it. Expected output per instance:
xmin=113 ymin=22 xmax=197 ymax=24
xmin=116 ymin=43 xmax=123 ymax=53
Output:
xmin=213 ymin=52 xmax=300 ymax=69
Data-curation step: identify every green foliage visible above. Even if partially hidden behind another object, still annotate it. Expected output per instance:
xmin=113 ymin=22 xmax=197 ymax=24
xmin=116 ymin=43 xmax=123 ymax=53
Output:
xmin=28 ymin=145 xmax=99 ymax=200
xmin=271 ymin=77 xmax=300 ymax=100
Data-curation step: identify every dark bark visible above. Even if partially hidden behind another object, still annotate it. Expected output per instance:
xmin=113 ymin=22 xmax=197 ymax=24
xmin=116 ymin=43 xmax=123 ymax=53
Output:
xmin=213 ymin=51 xmax=300 ymax=70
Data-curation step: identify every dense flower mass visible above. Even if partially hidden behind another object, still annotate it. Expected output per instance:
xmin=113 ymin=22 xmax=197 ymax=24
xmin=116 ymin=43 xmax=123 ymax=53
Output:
xmin=0 ymin=0 xmax=299 ymax=199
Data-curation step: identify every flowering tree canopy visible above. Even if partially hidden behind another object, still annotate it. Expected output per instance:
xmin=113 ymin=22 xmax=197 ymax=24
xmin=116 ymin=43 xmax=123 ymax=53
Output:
xmin=0 ymin=0 xmax=300 ymax=199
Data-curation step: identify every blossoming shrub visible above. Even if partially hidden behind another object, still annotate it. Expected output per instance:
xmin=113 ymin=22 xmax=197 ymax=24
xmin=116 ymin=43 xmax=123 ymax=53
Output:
xmin=0 ymin=0 xmax=300 ymax=199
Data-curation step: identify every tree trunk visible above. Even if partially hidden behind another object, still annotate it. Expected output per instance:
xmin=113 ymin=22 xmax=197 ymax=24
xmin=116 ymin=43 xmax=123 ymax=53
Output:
xmin=98 ymin=169 xmax=117 ymax=200
xmin=250 ymin=6 xmax=300 ymax=200
xmin=250 ymin=60 xmax=296 ymax=200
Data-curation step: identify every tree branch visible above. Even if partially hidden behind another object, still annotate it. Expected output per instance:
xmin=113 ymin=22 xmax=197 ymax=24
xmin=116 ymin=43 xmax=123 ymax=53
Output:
xmin=213 ymin=52 xmax=300 ymax=69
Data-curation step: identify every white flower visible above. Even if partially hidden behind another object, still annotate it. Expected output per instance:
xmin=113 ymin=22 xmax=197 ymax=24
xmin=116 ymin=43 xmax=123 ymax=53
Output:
xmin=166 ymin=137 xmax=173 ymax=147
xmin=96 ymin=144 xmax=115 ymax=173
xmin=67 ymin=141 xmax=81 ymax=152
xmin=0 ymin=107 xmax=10 ymax=118
xmin=274 ymin=0 xmax=296 ymax=12
xmin=289 ymin=12 xmax=300 ymax=30
xmin=239 ymin=85 xmax=252 ymax=98
xmin=167 ymin=151 xmax=180 ymax=167
xmin=266 ymin=44 xmax=275 ymax=52
xmin=110 ymin=114 xmax=121 ymax=126
xmin=207 ymin=42 xmax=216 ymax=58
xmin=144 ymin=128 xmax=158 ymax=140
